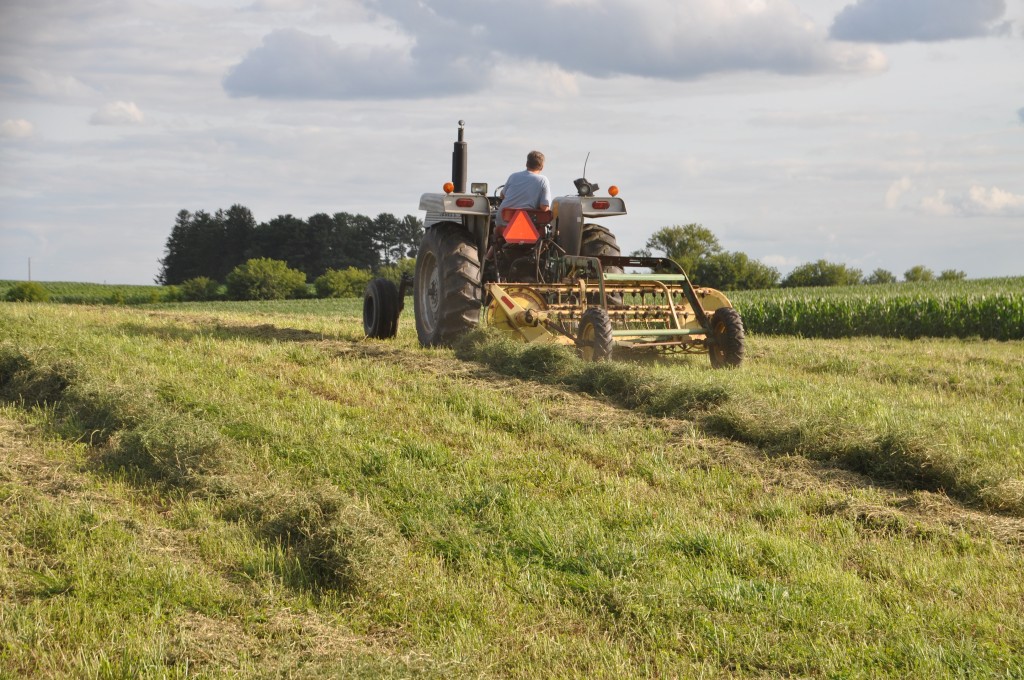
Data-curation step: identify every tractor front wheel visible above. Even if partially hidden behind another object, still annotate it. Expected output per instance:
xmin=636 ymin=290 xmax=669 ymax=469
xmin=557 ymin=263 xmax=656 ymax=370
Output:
xmin=363 ymin=277 xmax=401 ymax=339
xmin=414 ymin=222 xmax=481 ymax=347
xmin=707 ymin=307 xmax=746 ymax=368
xmin=576 ymin=308 xmax=614 ymax=361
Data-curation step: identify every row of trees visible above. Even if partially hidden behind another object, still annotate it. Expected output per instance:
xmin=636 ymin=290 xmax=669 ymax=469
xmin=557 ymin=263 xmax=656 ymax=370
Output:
xmin=638 ymin=224 xmax=966 ymax=290
xmin=159 ymin=208 xmax=964 ymax=295
xmin=157 ymin=205 xmax=423 ymax=285
xmin=175 ymin=257 xmax=415 ymax=302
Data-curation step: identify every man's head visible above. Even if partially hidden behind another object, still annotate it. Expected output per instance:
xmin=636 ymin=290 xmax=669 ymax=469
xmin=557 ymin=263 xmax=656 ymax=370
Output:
xmin=526 ymin=150 xmax=545 ymax=171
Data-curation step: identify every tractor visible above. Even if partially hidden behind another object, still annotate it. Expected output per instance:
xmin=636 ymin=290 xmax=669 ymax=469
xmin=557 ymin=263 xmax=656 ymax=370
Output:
xmin=362 ymin=121 xmax=746 ymax=367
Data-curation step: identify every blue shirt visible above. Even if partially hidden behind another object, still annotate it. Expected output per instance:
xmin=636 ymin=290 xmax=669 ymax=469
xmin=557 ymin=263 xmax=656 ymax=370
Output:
xmin=498 ymin=170 xmax=552 ymax=224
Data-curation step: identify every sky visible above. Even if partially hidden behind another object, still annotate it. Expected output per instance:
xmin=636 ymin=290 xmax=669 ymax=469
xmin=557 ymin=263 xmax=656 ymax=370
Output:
xmin=1 ymin=0 xmax=1022 ymax=285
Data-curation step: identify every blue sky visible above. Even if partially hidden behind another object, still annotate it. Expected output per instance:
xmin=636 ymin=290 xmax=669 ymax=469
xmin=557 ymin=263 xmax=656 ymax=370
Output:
xmin=1 ymin=0 xmax=1022 ymax=284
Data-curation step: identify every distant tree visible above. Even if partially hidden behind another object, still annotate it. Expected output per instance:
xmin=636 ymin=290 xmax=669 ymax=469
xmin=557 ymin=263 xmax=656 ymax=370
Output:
xmin=373 ymin=213 xmax=403 ymax=266
xmin=372 ymin=213 xmax=425 ymax=265
xmin=299 ymin=212 xmax=335 ymax=280
xmin=904 ymin=265 xmax=935 ymax=282
xmin=865 ymin=268 xmax=897 ymax=285
xmin=157 ymin=210 xmax=202 ymax=284
xmin=4 ymin=281 xmax=49 ymax=302
xmin=938 ymin=269 xmax=967 ymax=281
xmin=178 ymin=276 xmax=223 ymax=302
xmin=314 ymin=267 xmax=374 ymax=299
xmin=693 ymin=251 xmax=780 ymax=290
xmin=191 ymin=210 xmax=226 ymax=281
xmin=378 ymin=258 xmax=416 ymax=290
xmin=397 ymin=214 xmax=424 ymax=260
xmin=331 ymin=212 xmax=380 ymax=271
xmin=158 ymin=205 xmax=420 ymax=285
xmin=782 ymin=260 xmax=863 ymax=288
xmin=248 ymin=215 xmax=309 ymax=272
xmin=220 ymin=205 xmax=256 ymax=280
xmin=641 ymin=224 xmax=721 ymax=273
xmin=225 ymin=258 xmax=308 ymax=301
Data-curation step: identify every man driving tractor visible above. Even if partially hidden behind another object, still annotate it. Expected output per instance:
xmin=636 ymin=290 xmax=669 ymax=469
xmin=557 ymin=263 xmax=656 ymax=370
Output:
xmin=497 ymin=150 xmax=552 ymax=224
xmin=487 ymin=150 xmax=553 ymax=268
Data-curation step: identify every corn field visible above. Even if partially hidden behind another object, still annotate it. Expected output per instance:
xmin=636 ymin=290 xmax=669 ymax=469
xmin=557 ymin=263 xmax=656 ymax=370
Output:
xmin=1 ymin=280 xmax=169 ymax=305
xmin=4 ymin=276 xmax=1023 ymax=340
xmin=730 ymin=277 xmax=1024 ymax=340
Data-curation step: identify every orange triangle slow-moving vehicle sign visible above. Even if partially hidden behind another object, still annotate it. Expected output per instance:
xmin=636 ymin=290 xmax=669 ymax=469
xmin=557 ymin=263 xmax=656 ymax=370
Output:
xmin=502 ymin=210 xmax=541 ymax=244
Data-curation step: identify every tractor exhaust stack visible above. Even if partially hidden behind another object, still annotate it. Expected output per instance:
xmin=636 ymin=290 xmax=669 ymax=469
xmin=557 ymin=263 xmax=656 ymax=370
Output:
xmin=452 ymin=120 xmax=468 ymax=193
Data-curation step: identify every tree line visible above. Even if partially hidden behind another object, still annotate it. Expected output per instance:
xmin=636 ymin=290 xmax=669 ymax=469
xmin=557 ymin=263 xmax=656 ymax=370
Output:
xmin=637 ymin=224 xmax=966 ymax=290
xmin=158 ymin=208 xmax=965 ymax=294
xmin=157 ymin=205 xmax=423 ymax=285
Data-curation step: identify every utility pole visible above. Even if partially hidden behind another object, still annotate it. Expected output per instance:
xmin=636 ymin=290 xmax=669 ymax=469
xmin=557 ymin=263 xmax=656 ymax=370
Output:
xmin=28 ymin=257 xmax=32 ymax=281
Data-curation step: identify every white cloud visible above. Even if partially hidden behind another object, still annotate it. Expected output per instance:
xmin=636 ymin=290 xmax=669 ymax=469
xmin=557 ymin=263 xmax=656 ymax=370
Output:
xmin=917 ymin=185 xmax=1024 ymax=217
xmin=223 ymin=28 xmax=476 ymax=100
xmin=17 ymin=69 xmax=97 ymax=100
xmin=0 ymin=119 xmax=34 ymax=139
xmin=89 ymin=101 xmax=145 ymax=126
xmin=920 ymin=189 xmax=955 ymax=216
xmin=967 ymin=185 xmax=1024 ymax=214
xmin=885 ymin=176 xmax=912 ymax=209
xmin=748 ymin=111 xmax=876 ymax=127
xmin=760 ymin=254 xmax=803 ymax=270
xmin=224 ymin=0 xmax=887 ymax=100
xmin=244 ymin=0 xmax=313 ymax=10
xmin=830 ymin=0 xmax=1010 ymax=43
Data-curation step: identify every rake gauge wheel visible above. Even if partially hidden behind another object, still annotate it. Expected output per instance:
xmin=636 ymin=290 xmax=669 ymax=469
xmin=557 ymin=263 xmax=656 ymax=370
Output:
xmin=576 ymin=308 xmax=614 ymax=362
xmin=707 ymin=307 xmax=746 ymax=368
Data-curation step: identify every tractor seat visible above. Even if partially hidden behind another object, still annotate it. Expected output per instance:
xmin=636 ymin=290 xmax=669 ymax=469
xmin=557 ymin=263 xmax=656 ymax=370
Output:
xmin=500 ymin=208 xmax=553 ymax=225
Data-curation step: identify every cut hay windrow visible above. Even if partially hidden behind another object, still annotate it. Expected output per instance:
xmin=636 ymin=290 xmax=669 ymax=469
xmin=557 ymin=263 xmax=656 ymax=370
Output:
xmin=456 ymin=331 xmax=1024 ymax=516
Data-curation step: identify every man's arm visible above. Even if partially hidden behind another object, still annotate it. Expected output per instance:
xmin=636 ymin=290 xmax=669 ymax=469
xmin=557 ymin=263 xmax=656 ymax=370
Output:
xmin=539 ymin=176 xmax=552 ymax=211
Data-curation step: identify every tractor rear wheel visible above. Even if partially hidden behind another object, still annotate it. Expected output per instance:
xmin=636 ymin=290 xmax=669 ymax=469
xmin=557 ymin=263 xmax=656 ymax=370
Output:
xmin=581 ymin=224 xmax=623 ymax=304
xmin=581 ymin=223 xmax=623 ymax=273
xmin=363 ymin=277 xmax=401 ymax=339
xmin=414 ymin=222 xmax=481 ymax=347
xmin=708 ymin=307 xmax=745 ymax=368
xmin=576 ymin=308 xmax=614 ymax=362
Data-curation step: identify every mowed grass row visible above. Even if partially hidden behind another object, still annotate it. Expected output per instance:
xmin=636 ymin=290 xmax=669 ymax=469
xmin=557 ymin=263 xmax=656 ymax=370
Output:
xmin=730 ymin=277 xmax=1024 ymax=340
xmin=1 ymin=301 xmax=1023 ymax=677
xmin=458 ymin=331 xmax=1024 ymax=516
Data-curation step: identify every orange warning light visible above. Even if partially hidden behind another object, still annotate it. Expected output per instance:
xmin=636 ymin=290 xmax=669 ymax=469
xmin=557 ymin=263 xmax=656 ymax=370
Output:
xmin=608 ymin=185 xmax=619 ymax=197
xmin=502 ymin=210 xmax=541 ymax=244
xmin=443 ymin=182 xmax=455 ymax=194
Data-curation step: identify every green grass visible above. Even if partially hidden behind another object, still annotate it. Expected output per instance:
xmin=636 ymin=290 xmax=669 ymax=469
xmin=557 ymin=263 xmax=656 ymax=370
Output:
xmin=729 ymin=277 xmax=1024 ymax=340
xmin=457 ymin=331 xmax=1024 ymax=515
xmin=1 ymin=300 xmax=1023 ymax=677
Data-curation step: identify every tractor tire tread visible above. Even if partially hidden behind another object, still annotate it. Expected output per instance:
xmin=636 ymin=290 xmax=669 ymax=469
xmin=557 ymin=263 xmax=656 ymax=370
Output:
xmin=708 ymin=306 xmax=746 ymax=368
xmin=576 ymin=307 xmax=615 ymax=361
xmin=363 ymin=277 xmax=401 ymax=339
xmin=414 ymin=222 xmax=481 ymax=346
